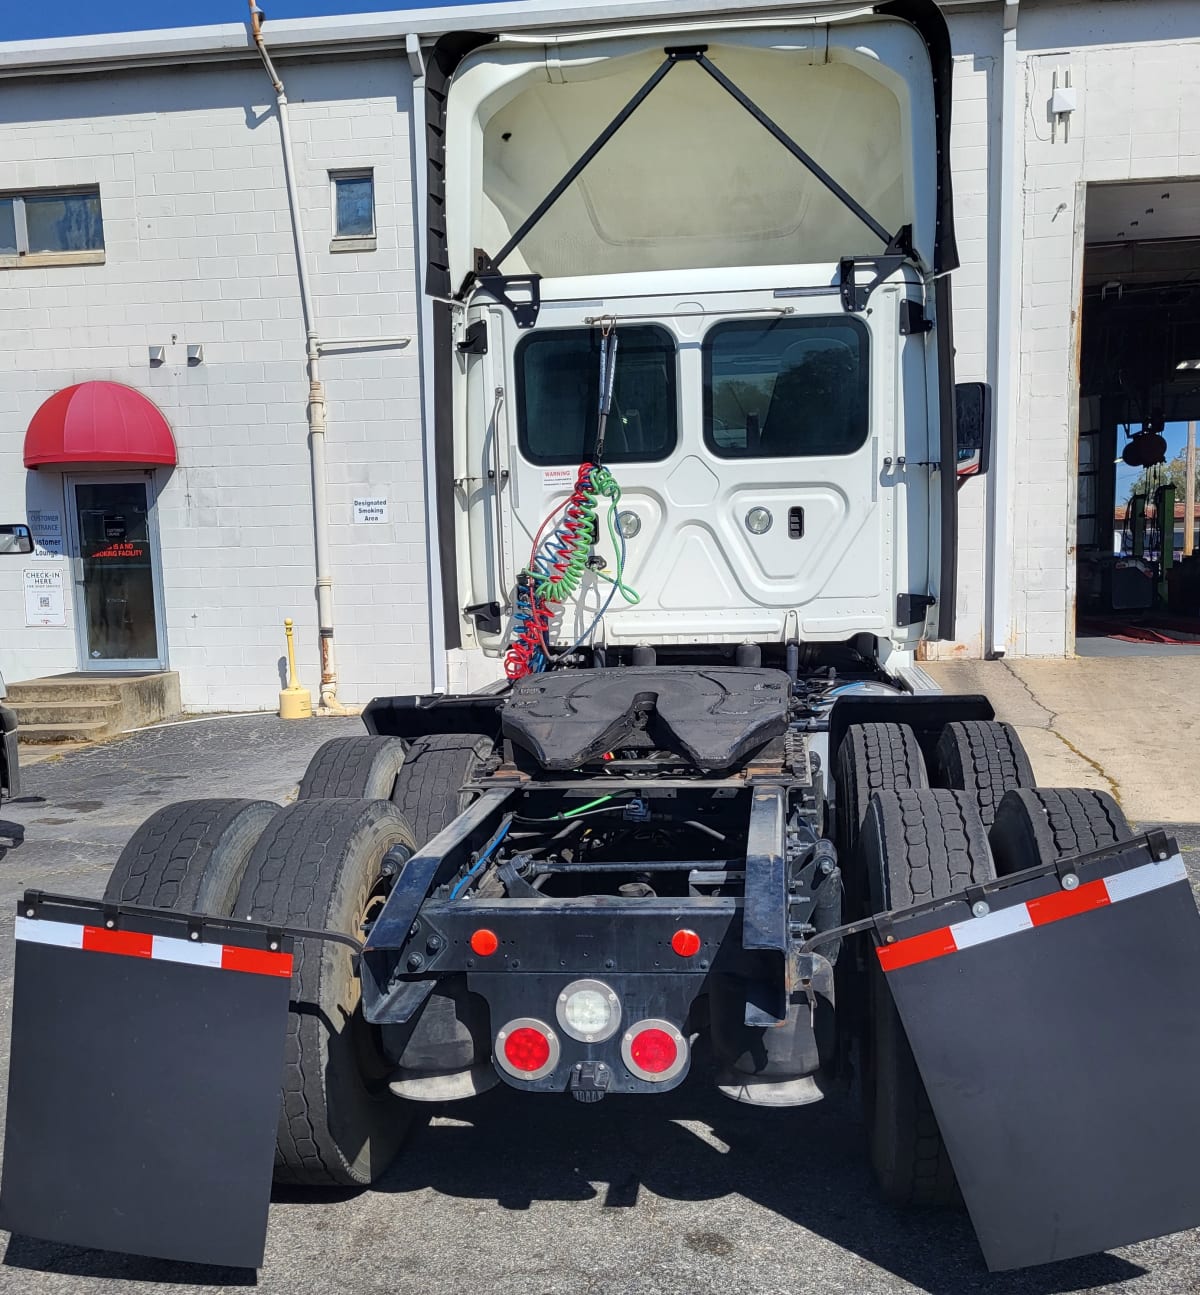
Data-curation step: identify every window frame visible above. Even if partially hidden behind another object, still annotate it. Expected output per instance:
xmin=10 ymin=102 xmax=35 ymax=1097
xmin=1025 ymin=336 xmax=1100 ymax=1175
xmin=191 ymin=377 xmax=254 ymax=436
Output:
xmin=701 ymin=314 xmax=872 ymax=461
xmin=329 ymin=169 xmax=376 ymax=252
xmin=514 ymin=323 xmax=680 ymax=467
xmin=0 ymin=186 xmax=105 ymax=269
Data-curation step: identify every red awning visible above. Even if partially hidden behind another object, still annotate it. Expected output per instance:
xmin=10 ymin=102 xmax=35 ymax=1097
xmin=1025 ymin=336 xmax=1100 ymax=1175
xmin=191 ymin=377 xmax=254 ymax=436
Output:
xmin=24 ymin=382 xmax=177 ymax=469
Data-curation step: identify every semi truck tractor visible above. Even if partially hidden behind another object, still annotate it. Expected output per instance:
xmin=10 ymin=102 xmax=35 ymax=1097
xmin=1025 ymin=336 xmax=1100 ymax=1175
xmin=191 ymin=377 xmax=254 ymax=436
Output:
xmin=4 ymin=0 xmax=1200 ymax=1275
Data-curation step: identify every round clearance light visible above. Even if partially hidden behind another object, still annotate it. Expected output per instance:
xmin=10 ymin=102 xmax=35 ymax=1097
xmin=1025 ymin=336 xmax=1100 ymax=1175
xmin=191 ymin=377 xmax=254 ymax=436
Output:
xmin=745 ymin=507 xmax=773 ymax=535
xmin=470 ymin=928 xmax=499 ymax=957
xmin=621 ymin=1019 xmax=688 ymax=1083
xmin=496 ymin=1018 xmax=560 ymax=1081
xmin=556 ymin=978 xmax=621 ymax=1043
xmin=616 ymin=510 xmax=642 ymax=539
xmin=670 ymin=929 xmax=702 ymax=958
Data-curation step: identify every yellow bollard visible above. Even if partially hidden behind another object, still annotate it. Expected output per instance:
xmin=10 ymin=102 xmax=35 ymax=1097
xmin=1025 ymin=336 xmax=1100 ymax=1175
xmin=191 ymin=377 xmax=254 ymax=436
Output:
xmin=278 ymin=618 xmax=313 ymax=719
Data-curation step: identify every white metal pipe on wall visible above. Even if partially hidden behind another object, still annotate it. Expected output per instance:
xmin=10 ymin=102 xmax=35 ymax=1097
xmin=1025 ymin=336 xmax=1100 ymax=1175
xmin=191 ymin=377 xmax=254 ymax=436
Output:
xmin=251 ymin=1 xmax=347 ymax=713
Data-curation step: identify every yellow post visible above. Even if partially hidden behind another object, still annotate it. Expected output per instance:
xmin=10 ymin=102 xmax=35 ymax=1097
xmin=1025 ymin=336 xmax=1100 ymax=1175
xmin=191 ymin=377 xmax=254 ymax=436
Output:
xmin=278 ymin=618 xmax=313 ymax=719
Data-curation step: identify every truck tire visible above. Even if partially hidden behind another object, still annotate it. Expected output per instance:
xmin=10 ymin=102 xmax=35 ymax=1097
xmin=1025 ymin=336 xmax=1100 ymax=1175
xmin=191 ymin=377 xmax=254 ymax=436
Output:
xmin=103 ymin=798 xmax=278 ymax=914
xmin=989 ymin=787 xmax=1131 ymax=877
xmin=390 ymin=733 xmax=493 ymax=848
xmin=836 ymin=723 xmax=928 ymax=862
xmin=298 ymin=736 xmax=407 ymax=801
xmin=931 ymin=720 xmax=1035 ymax=825
xmin=861 ymin=789 xmax=996 ymax=1206
xmin=234 ymin=797 xmax=417 ymax=1187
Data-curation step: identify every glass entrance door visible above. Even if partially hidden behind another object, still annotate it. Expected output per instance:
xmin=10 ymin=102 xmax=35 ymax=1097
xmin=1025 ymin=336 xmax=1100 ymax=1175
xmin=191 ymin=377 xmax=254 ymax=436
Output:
xmin=69 ymin=479 xmax=166 ymax=670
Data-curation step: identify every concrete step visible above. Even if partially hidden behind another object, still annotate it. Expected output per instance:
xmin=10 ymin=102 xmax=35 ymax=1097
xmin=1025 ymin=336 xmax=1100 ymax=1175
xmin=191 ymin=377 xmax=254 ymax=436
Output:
xmin=9 ymin=699 xmax=122 ymax=729
xmin=8 ymin=672 xmax=181 ymax=741
xmin=17 ymin=720 xmax=112 ymax=745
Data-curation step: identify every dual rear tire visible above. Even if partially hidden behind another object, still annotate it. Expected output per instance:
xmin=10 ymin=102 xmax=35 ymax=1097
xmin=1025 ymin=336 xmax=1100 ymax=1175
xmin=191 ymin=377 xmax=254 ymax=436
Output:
xmin=839 ymin=718 xmax=1128 ymax=1206
xmin=104 ymin=730 xmax=493 ymax=1189
xmin=103 ymin=790 xmax=418 ymax=1187
xmin=858 ymin=777 xmax=1131 ymax=1205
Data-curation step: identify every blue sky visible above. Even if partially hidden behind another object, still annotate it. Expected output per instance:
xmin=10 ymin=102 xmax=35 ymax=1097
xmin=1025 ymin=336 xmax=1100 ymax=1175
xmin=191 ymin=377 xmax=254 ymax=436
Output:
xmin=4 ymin=1 xmax=481 ymax=42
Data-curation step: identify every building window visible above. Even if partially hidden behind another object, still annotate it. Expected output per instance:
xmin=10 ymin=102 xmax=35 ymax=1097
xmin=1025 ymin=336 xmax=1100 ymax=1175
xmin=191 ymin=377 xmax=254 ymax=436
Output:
xmin=330 ymin=171 xmax=375 ymax=251
xmin=0 ymin=188 xmax=104 ymax=267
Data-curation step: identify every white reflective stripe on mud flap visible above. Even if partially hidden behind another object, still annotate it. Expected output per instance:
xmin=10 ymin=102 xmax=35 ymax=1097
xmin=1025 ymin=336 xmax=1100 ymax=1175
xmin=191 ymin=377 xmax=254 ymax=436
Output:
xmin=949 ymin=900 xmax=1033 ymax=950
xmin=150 ymin=933 xmax=224 ymax=969
xmin=1103 ymin=852 xmax=1188 ymax=903
xmin=14 ymin=915 xmax=83 ymax=949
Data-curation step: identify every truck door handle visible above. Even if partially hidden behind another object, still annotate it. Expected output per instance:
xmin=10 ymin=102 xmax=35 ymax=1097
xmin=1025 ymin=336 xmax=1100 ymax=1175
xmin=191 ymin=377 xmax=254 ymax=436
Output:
xmin=788 ymin=507 xmax=805 ymax=539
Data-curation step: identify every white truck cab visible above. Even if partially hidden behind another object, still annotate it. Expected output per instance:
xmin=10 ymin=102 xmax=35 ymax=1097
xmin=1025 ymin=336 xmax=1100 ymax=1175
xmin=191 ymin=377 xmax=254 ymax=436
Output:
xmin=426 ymin=3 xmax=983 ymax=683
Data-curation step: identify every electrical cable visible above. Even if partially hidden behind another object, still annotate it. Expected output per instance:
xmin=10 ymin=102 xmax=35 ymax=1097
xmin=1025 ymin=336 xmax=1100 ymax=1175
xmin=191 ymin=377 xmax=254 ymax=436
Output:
xmin=503 ymin=327 xmax=640 ymax=680
xmin=448 ymin=816 xmax=513 ymax=900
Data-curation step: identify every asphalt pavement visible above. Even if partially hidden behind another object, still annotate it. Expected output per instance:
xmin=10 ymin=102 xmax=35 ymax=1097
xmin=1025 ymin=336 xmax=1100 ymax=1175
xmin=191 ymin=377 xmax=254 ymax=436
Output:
xmin=0 ymin=715 xmax=1198 ymax=1295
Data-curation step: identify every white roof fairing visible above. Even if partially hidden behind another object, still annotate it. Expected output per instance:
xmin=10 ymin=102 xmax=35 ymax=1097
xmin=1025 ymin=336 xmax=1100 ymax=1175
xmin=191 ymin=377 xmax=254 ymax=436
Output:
xmin=446 ymin=15 xmax=940 ymax=289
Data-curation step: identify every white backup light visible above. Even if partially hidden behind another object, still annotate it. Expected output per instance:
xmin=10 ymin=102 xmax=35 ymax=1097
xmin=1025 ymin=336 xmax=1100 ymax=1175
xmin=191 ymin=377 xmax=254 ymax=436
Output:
xmin=616 ymin=510 xmax=641 ymax=538
xmin=556 ymin=978 xmax=622 ymax=1043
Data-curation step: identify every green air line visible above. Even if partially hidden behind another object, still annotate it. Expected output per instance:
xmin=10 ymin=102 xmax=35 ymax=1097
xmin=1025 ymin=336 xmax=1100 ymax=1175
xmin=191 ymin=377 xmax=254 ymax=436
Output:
xmin=560 ymin=795 xmax=615 ymax=819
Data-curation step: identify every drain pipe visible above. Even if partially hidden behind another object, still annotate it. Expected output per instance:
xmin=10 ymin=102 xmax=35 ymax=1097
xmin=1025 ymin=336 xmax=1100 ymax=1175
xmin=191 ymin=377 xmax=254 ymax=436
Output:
xmin=250 ymin=2 xmax=347 ymax=714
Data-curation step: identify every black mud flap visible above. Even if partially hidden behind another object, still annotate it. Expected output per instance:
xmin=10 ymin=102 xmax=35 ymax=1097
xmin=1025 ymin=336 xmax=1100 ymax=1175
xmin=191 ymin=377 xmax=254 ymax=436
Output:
xmin=0 ymin=893 xmax=294 ymax=1269
xmin=876 ymin=833 xmax=1200 ymax=1271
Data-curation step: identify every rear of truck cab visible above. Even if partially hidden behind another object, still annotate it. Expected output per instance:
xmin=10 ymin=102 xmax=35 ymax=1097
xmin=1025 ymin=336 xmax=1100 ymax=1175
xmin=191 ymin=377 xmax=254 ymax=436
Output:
xmin=435 ymin=10 xmax=961 ymax=671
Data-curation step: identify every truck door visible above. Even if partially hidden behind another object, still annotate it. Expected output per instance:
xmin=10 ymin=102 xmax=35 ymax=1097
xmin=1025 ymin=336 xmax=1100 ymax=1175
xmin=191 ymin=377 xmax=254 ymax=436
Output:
xmin=483 ymin=281 xmax=931 ymax=651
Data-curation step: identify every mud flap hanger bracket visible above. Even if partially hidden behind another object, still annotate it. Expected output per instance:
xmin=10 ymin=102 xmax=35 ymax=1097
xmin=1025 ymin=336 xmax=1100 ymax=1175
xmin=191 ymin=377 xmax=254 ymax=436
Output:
xmin=800 ymin=828 xmax=1179 ymax=954
xmin=466 ymin=44 xmax=914 ymax=326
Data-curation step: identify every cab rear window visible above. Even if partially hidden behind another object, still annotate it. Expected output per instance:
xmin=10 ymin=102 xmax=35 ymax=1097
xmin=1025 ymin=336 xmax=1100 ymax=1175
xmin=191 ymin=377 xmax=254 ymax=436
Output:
xmin=703 ymin=316 xmax=869 ymax=458
xmin=516 ymin=325 xmax=677 ymax=465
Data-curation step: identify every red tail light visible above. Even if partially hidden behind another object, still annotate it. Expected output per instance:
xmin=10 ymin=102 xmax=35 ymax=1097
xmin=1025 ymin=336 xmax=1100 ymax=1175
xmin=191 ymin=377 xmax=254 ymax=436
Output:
xmin=505 ymin=1028 xmax=550 ymax=1071
xmin=495 ymin=1017 xmax=560 ymax=1081
xmin=621 ymin=1019 xmax=688 ymax=1083
xmin=631 ymin=1028 xmax=676 ymax=1072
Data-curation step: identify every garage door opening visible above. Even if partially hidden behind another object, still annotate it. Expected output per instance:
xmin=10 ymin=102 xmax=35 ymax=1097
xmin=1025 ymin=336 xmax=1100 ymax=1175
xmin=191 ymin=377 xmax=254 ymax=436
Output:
xmin=1076 ymin=179 xmax=1200 ymax=653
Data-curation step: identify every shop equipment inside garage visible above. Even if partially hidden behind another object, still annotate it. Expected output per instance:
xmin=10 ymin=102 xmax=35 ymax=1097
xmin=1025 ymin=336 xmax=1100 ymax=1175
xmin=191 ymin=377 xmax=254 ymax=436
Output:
xmin=1077 ymin=179 xmax=1200 ymax=649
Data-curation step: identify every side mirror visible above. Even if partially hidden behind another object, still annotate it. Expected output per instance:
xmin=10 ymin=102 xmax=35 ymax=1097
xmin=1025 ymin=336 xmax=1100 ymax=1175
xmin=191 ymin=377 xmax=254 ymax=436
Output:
xmin=954 ymin=382 xmax=992 ymax=480
xmin=0 ymin=524 xmax=34 ymax=555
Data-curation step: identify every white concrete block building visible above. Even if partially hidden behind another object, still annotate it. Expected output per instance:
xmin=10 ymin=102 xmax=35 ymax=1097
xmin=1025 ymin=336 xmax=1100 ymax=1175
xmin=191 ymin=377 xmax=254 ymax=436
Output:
xmin=1 ymin=0 xmax=1197 ymax=711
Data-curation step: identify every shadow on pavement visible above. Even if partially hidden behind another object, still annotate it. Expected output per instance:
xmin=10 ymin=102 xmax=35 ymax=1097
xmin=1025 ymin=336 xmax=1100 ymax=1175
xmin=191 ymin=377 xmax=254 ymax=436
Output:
xmin=1 ymin=1235 xmax=255 ymax=1288
xmin=0 ymin=1066 xmax=1149 ymax=1293
xmin=369 ymin=1071 xmax=1145 ymax=1295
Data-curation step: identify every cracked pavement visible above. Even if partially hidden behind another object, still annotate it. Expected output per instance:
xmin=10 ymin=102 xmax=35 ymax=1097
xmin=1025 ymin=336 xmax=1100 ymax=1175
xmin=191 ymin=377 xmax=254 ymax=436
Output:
xmin=925 ymin=657 xmax=1200 ymax=826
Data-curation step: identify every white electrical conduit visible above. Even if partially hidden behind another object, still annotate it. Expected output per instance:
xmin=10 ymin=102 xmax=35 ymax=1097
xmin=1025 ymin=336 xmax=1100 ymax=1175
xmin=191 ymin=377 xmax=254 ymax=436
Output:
xmin=249 ymin=2 xmax=349 ymax=714
xmin=250 ymin=5 xmax=413 ymax=713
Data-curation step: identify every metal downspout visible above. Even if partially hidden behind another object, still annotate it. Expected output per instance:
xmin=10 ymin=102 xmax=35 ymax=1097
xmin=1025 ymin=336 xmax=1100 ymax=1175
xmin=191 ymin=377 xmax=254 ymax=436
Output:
xmin=250 ymin=2 xmax=347 ymax=713
xmin=987 ymin=0 xmax=1021 ymax=657
xmin=407 ymin=32 xmax=449 ymax=695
